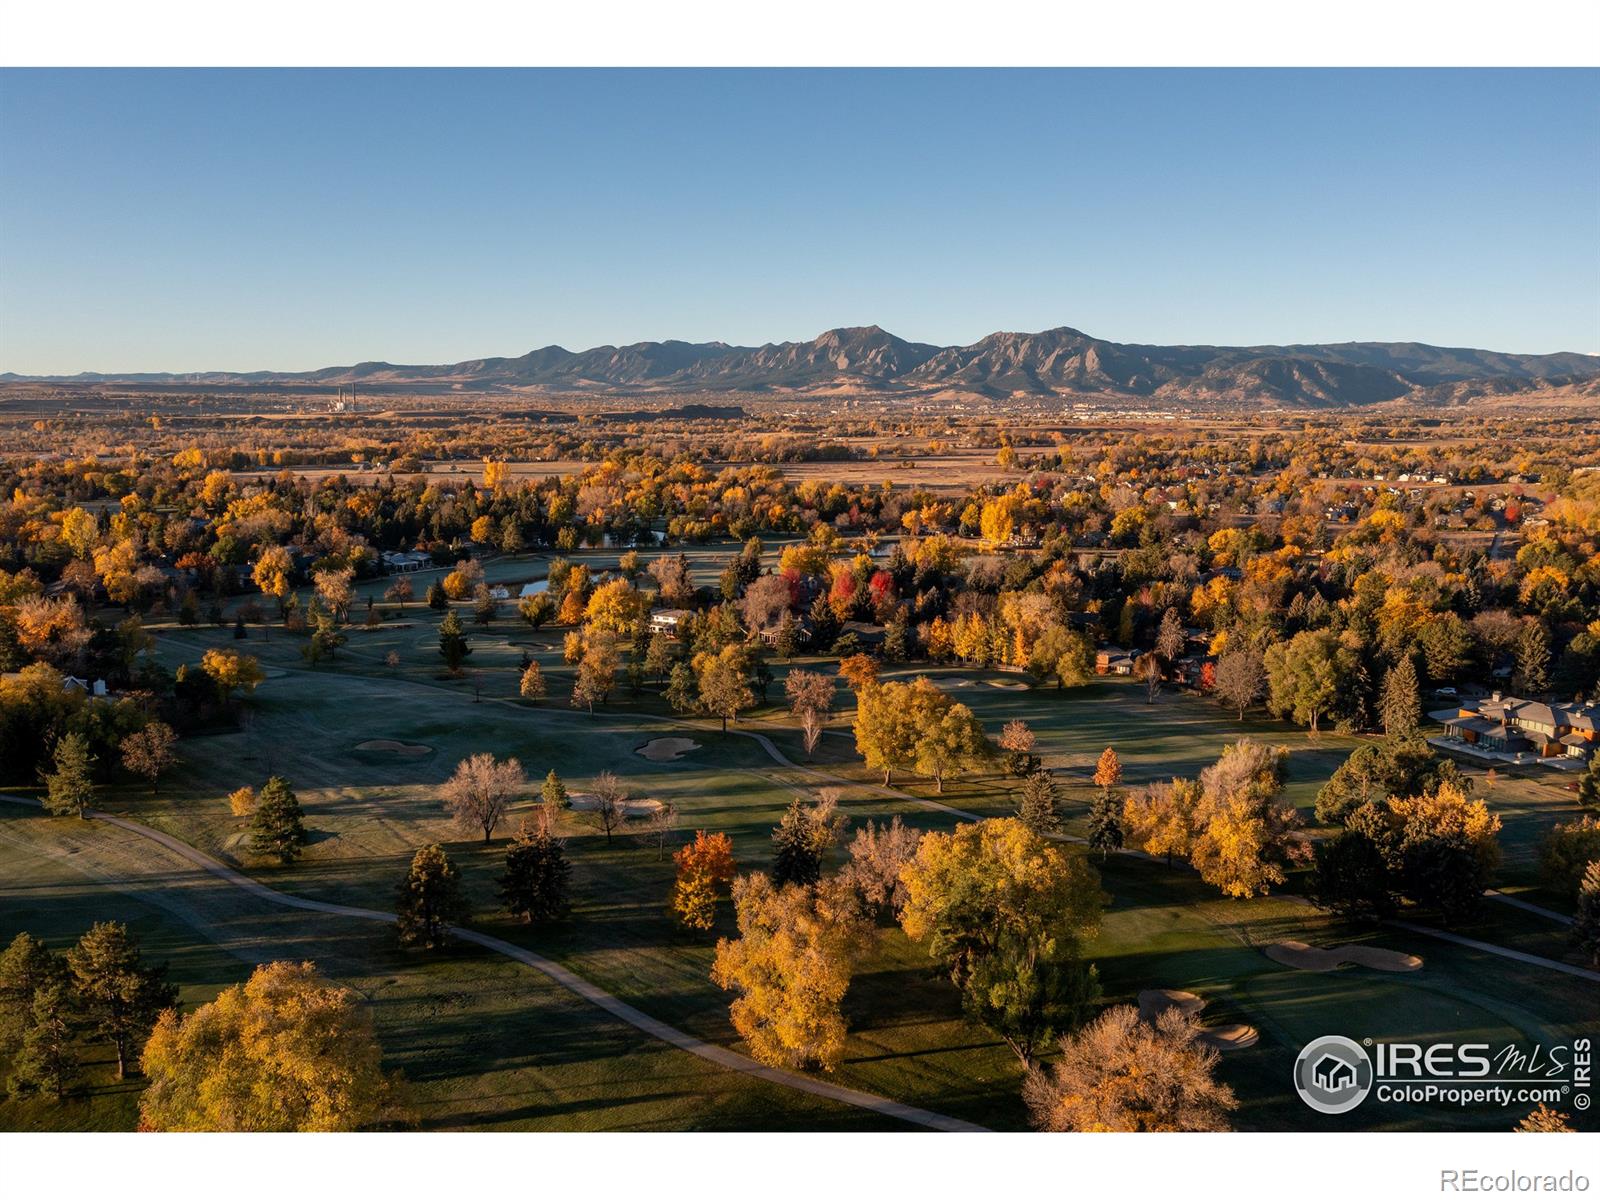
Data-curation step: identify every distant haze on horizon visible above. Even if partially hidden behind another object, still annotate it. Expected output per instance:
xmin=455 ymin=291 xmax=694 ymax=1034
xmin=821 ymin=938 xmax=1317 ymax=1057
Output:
xmin=0 ymin=68 xmax=1595 ymax=374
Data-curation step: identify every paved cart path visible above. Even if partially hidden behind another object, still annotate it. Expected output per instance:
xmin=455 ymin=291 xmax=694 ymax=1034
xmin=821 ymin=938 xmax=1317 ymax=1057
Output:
xmin=0 ymin=792 xmax=984 ymax=1132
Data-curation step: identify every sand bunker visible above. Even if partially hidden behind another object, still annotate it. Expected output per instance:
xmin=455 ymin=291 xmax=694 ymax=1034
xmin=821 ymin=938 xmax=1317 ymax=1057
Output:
xmin=353 ymin=739 xmax=433 ymax=759
xmin=636 ymin=737 xmax=700 ymax=762
xmin=1265 ymin=940 xmax=1422 ymax=973
xmin=1137 ymin=989 xmax=1258 ymax=1052
xmin=1200 ymin=1025 xmax=1260 ymax=1050
xmin=1137 ymin=989 xmax=1206 ymax=1023
xmin=986 ymin=680 xmax=1031 ymax=690
xmin=567 ymin=793 xmax=665 ymax=817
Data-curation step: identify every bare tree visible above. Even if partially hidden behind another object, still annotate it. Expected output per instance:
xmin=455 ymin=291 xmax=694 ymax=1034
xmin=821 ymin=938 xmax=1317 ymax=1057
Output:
xmin=800 ymin=708 xmax=826 ymax=757
xmin=120 ymin=721 xmax=179 ymax=793
xmin=741 ymin=573 xmax=792 ymax=634
xmin=637 ymin=800 xmax=679 ymax=860
xmin=441 ymin=753 xmax=525 ymax=843
xmin=647 ymin=555 xmax=694 ymax=608
xmin=1155 ymin=607 xmax=1186 ymax=664
xmin=588 ymin=770 xmax=627 ymax=846
xmin=1215 ymin=645 xmax=1266 ymax=720
xmin=1143 ymin=654 xmax=1163 ymax=705
xmin=841 ymin=815 xmax=922 ymax=920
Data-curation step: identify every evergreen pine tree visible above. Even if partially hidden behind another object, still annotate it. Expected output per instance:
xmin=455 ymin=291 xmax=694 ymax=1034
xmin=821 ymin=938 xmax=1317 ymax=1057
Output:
xmin=883 ymin=612 xmax=910 ymax=663
xmin=42 ymin=732 xmax=96 ymax=818
xmin=499 ymin=829 xmax=571 ymax=924
xmin=771 ymin=797 xmax=822 ymax=887
xmin=1578 ymin=753 xmax=1600 ymax=811
xmin=438 ymin=609 xmax=471 ymax=673
xmin=1087 ymin=789 xmax=1125 ymax=860
xmin=774 ymin=611 xmax=800 ymax=660
xmin=540 ymin=769 xmax=568 ymax=833
xmin=426 ymin=580 xmax=449 ymax=610
xmin=1017 ymin=770 xmax=1061 ymax=835
xmin=1515 ymin=622 xmax=1552 ymax=696
xmin=396 ymin=844 xmax=468 ymax=950
xmin=665 ymin=661 xmax=697 ymax=713
xmin=6 ymin=982 xmax=79 ymax=1102
xmin=0 ymin=933 xmax=65 ymax=1056
xmin=249 ymin=775 xmax=307 ymax=864
xmin=1380 ymin=657 xmax=1421 ymax=738
xmin=66 ymin=921 xmax=177 ymax=1079
xmin=1574 ymin=859 xmax=1600 ymax=968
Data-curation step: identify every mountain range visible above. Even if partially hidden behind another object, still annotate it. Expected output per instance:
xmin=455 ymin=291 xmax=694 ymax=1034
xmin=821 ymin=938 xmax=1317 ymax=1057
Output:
xmin=6 ymin=326 xmax=1597 ymax=409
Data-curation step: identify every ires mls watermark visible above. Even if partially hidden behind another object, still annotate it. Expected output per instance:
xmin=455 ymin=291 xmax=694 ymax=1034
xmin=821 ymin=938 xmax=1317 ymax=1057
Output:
xmin=1293 ymin=1035 xmax=1592 ymax=1116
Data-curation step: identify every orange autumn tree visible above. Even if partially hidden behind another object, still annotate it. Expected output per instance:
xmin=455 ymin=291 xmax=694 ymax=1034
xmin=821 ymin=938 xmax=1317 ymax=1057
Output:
xmin=837 ymin=652 xmax=880 ymax=693
xmin=672 ymin=830 xmax=737 ymax=930
xmin=1092 ymin=746 xmax=1122 ymax=793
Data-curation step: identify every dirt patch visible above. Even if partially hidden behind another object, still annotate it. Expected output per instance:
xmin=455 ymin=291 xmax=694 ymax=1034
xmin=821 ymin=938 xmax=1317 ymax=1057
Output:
xmin=636 ymin=737 xmax=700 ymax=762
xmin=1137 ymin=988 xmax=1257 ymax=1052
xmin=1265 ymin=940 xmax=1422 ymax=973
xmin=353 ymin=739 xmax=434 ymax=759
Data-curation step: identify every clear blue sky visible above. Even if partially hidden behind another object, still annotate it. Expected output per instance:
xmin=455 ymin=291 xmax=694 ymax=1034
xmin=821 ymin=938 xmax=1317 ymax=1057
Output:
xmin=1 ymin=68 xmax=1595 ymax=373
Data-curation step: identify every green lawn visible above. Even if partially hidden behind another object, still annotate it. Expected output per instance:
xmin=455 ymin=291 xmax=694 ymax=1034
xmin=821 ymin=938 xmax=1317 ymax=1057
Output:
xmin=6 ymin=575 xmax=1593 ymax=1132
xmin=0 ymin=807 xmax=880 ymax=1132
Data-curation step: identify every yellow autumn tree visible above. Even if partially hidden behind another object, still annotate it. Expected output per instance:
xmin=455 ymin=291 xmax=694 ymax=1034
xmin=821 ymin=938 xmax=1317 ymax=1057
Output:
xmin=1188 ymin=739 xmax=1302 ymax=898
xmin=583 ymin=578 xmax=647 ymax=637
xmin=140 ymin=960 xmax=409 ymax=1131
xmin=57 ymin=506 xmax=98 ymax=559
xmin=200 ymin=647 xmax=265 ymax=708
xmin=1123 ymin=777 xmax=1202 ymax=868
xmin=710 ymin=875 xmax=866 ymax=1072
xmin=252 ymin=545 xmax=294 ymax=613
xmin=898 ymin=817 xmax=1103 ymax=1064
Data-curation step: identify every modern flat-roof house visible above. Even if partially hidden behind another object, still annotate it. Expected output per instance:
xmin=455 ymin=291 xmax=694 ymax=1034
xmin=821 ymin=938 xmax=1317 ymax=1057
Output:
xmin=1440 ymin=694 xmax=1599 ymax=761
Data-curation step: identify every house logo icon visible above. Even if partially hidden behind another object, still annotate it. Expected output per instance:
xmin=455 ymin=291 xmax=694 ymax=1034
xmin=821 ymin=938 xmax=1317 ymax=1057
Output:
xmin=1294 ymin=1036 xmax=1373 ymax=1114
xmin=1313 ymin=1054 xmax=1356 ymax=1091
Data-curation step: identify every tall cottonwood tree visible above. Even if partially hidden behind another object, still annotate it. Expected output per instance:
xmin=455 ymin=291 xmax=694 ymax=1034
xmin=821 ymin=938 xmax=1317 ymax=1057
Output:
xmin=442 ymin=753 xmax=524 ymax=843
xmin=899 ymin=818 xmax=1103 ymax=1065
xmin=711 ymin=875 xmax=867 ymax=1072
